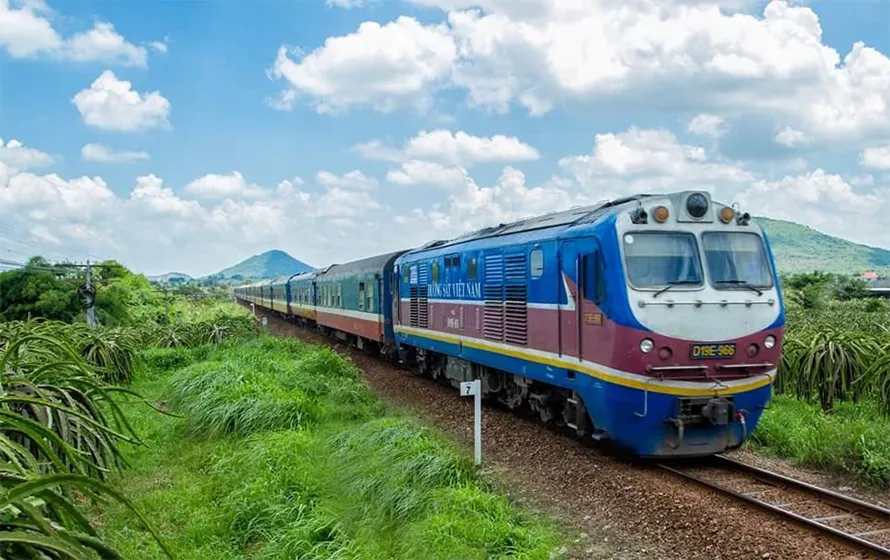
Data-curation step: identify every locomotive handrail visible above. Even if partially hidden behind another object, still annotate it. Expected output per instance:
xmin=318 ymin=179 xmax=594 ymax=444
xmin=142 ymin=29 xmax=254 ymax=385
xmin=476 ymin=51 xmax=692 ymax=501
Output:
xmin=638 ymin=299 xmax=777 ymax=308
xmin=716 ymin=362 xmax=774 ymax=370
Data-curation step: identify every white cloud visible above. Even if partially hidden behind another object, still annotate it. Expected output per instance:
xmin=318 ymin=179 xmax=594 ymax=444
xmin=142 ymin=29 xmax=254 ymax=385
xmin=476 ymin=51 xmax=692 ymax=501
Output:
xmin=860 ymin=145 xmax=890 ymax=170
xmin=775 ymin=126 xmax=812 ymax=147
xmin=128 ymin=174 xmax=204 ymax=218
xmin=737 ymin=169 xmax=889 ymax=248
xmin=0 ymin=1 xmax=152 ymax=66
xmin=184 ymin=171 xmax=268 ymax=199
xmin=404 ymin=129 xmax=539 ymax=166
xmin=687 ymin=114 xmax=728 ymax=137
xmin=0 ymin=137 xmax=54 ymax=171
xmin=558 ymin=127 xmax=751 ymax=194
xmin=285 ymin=1 xmax=890 ymax=146
xmin=149 ymin=38 xmax=168 ymax=54
xmin=0 ymin=159 xmax=393 ymax=274
xmin=81 ymin=143 xmax=149 ymax=163
xmin=386 ymin=160 xmax=470 ymax=190
xmin=326 ymin=0 xmax=367 ymax=7
xmin=267 ymin=16 xmax=456 ymax=113
xmin=64 ymin=22 xmax=147 ymax=67
xmin=0 ymin=169 xmax=117 ymax=222
xmin=0 ymin=0 xmax=59 ymax=57
xmin=356 ymin=129 xmax=540 ymax=176
xmin=316 ymin=169 xmax=378 ymax=190
xmin=72 ymin=71 xmax=171 ymax=131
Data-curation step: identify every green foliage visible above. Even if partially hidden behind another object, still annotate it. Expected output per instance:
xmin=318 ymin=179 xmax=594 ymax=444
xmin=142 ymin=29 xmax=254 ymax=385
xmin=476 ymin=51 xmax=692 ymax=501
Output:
xmin=97 ymin=337 xmax=561 ymax=559
xmin=167 ymin=338 xmax=380 ymax=437
xmin=0 ymin=256 xmax=161 ymax=326
xmin=779 ymin=304 xmax=890 ymax=413
xmin=753 ymin=396 xmax=890 ymax=487
xmin=0 ymin=317 xmax=172 ymax=558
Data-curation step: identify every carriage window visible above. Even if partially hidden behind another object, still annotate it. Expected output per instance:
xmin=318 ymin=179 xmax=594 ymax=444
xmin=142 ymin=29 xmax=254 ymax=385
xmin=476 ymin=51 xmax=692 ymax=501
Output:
xmin=530 ymin=248 xmax=544 ymax=278
xmin=702 ymin=232 xmax=773 ymax=289
xmin=623 ymin=232 xmax=702 ymax=289
xmin=366 ymin=282 xmax=374 ymax=311
xmin=358 ymin=282 xmax=366 ymax=310
xmin=432 ymin=261 xmax=440 ymax=282
xmin=467 ymin=257 xmax=477 ymax=280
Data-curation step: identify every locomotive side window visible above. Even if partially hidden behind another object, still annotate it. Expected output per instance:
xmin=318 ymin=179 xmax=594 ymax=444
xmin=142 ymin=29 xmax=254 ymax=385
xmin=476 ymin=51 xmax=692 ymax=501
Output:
xmin=530 ymin=248 xmax=544 ymax=278
xmin=702 ymin=232 xmax=773 ymax=289
xmin=623 ymin=232 xmax=702 ymax=289
xmin=467 ymin=257 xmax=478 ymax=280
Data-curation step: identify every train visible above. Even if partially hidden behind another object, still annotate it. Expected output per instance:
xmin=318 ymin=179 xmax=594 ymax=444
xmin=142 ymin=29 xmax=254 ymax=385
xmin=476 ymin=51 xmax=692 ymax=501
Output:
xmin=234 ymin=190 xmax=785 ymax=458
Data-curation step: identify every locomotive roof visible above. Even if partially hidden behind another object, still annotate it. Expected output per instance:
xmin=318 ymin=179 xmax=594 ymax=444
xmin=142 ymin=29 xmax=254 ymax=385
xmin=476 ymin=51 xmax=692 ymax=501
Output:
xmin=407 ymin=194 xmax=654 ymax=254
xmin=317 ymin=249 xmax=407 ymax=279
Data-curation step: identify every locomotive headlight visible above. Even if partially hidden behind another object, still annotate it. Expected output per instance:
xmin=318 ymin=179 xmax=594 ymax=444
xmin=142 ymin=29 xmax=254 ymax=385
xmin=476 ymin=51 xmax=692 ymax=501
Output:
xmin=764 ymin=335 xmax=776 ymax=349
xmin=640 ymin=338 xmax=655 ymax=354
xmin=685 ymin=192 xmax=709 ymax=219
xmin=653 ymin=205 xmax=669 ymax=223
xmin=720 ymin=207 xmax=735 ymax=223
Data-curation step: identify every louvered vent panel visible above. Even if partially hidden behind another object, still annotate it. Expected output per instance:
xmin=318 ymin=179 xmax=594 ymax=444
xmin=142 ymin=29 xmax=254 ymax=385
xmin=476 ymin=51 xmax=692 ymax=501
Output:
xmin=504 ymin=253 xmax=528 ymax=345
xmin=504 ymin=254 xmax=527 ymax=282
xmin=417 ymin=285 xmax=429 ymax=329
xmin=504 ymin=285 xmax=528 ymax=345
xmin=483 ymin=255 xmax=505 ymax=341
xmin=409 ymin=286 xmax=419 ymax=327
xmin=418 ymin=264 xmax=429 ymax=284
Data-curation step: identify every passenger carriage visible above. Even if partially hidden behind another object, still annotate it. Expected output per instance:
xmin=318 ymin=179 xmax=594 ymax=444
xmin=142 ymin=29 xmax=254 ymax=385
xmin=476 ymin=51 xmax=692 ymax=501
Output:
xmin=313 ymin=251 xmax=405 ymax=353
xmin=286 ymin=271 xmax=317 ymax=323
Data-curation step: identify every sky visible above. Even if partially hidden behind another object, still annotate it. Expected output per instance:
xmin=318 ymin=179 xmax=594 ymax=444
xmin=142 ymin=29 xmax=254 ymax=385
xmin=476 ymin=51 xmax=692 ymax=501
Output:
xmin=1 ymin=0 xmax=889 ymax=277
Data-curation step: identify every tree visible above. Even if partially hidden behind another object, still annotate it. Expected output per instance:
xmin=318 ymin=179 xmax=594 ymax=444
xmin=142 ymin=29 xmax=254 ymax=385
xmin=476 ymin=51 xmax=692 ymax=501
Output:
xmin=832 ymin=277 xmax=870 ymax=301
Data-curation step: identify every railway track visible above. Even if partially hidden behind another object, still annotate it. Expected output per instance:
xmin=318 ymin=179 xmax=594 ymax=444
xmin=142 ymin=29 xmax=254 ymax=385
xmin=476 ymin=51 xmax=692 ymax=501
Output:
xmin=657 ymin=455 xmax=890 ymax=558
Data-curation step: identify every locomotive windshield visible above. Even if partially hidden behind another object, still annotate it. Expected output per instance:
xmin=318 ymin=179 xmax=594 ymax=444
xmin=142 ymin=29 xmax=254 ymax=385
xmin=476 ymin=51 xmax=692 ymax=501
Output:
xmin=623 ymin=232 xmax=702 ymax=289
xmin=702 ymin=232 xmax=773 ymax=289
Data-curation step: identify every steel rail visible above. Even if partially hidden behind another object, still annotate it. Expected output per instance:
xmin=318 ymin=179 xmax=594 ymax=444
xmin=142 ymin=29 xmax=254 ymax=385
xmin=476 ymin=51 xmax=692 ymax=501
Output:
xmin=656 ymin=456 xmax=890 ymax=558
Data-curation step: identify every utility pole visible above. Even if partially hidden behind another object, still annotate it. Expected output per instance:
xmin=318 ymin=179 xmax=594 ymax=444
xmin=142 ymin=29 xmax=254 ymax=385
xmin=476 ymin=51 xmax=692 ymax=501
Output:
xmin=85 ymin=260 xmax=97 ymax=327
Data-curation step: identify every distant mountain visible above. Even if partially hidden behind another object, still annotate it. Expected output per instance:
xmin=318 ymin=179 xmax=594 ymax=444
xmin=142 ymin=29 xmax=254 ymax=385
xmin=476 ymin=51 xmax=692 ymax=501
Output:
xmin=147 ymin=272 xmax=192 ymax=284
xmin=210 ymin=250 xmax=314 ymax=280
xmin=757 ymin=217 xmax=890 ymax=274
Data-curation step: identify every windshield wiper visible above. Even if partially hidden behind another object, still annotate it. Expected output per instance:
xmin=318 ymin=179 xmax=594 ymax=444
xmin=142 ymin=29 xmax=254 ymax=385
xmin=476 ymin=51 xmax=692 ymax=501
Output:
xmin=715 ymin=279 xmax=763 ymax=296
xmin=653 ymin=280 xmax=699 ymax=298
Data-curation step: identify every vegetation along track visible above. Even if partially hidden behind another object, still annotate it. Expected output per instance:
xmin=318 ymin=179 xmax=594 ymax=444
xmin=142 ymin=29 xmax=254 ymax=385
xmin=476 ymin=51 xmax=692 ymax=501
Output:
xmin=658 ymin=455 xmax=890 ymax=558
xmin=246 ymin=303 xmax=875 ymax=559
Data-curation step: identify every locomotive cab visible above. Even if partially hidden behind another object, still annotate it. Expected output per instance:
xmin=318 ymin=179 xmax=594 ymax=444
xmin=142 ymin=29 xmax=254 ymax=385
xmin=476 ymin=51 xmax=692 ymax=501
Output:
xmin=607 ymin=191 xmax=783 ymax=455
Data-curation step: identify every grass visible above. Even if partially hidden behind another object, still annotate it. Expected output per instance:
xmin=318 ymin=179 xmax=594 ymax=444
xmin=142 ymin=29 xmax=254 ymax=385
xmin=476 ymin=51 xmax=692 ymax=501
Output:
xmin=751 ymin=395 xmax=890 ymax=487
xmin=93 ymin=337 xmax=563 ymax=559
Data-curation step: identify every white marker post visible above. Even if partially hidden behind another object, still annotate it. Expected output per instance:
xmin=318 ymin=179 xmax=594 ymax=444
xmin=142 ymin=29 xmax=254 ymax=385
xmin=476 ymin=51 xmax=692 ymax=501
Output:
xmin=460 ymin=379 xmax=482 ymax=465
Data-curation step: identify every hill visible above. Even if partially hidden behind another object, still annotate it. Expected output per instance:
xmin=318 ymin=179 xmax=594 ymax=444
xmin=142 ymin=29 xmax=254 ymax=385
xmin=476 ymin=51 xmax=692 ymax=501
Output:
xmin=147 ymin=272 xmax=192 ymax=284
xmin=210 ymin=250 xmax=314 ymax=280
xmin=757 ymin=217 xmax=890 ymax=274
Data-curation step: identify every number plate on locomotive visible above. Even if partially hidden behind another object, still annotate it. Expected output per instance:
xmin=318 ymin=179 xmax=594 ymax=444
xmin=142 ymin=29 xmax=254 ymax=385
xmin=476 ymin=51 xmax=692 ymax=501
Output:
xmin=690 ymin=343 xmax=736 ymax=360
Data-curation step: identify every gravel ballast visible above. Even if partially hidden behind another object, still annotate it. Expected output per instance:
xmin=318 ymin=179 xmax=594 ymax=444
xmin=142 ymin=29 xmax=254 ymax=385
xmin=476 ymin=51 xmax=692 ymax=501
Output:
xmin=254 ymin=308 xmax=870 ymax=560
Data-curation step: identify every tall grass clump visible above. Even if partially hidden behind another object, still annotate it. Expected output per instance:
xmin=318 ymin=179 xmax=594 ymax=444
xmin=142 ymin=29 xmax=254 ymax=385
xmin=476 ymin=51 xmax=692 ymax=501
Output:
xmin=753 ymin=396 xmax=890 ymax=486
xmin=167 ymin=337 xmax=380 ymax=437
xmin=209 ymin=421 xmax=559 ymax=560
xmin=98 ymin=333 xmax=562 ymax=559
